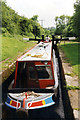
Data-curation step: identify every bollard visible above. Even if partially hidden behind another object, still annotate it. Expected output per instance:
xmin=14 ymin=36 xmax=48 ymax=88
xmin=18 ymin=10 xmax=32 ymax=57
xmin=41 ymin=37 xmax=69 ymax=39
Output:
xmin=52 ymin=35 xmax=55 ymax=49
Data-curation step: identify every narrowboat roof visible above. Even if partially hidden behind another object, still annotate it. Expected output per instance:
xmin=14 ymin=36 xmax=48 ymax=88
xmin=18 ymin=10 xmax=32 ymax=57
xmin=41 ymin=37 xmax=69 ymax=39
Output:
xmin=17 ymin=42 xmax=52 ymax=61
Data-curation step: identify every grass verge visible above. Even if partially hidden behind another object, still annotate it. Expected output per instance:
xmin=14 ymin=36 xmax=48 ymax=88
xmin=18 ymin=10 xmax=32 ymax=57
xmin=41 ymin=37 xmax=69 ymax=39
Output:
xmin=59 ymin=40 xmax=80 ymax=79
xmin=1 ymin=35 xmax=37 ymax=69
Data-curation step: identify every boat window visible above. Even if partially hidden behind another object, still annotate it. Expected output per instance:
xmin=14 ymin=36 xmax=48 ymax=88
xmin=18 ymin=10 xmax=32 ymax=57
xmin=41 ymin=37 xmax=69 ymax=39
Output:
xmin=16 ymin=62 xmax=37 ymax=88
xmin=29 ymin=66 xmax=37 ymax=79
xmin=36 ymin=66 xmax=53 ymax=79
xmin=16 ymin=62 xmax=53 ymax=88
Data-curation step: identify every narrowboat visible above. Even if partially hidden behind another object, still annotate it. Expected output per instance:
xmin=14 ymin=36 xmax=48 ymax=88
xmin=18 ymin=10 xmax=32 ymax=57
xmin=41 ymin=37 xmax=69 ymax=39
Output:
xmin=5 ymin=36 xmax=59 ymax=110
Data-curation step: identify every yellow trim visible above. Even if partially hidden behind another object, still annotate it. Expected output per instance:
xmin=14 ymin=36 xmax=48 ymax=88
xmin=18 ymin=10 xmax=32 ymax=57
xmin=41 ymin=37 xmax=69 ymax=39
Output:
xmin=42 ymin=100 xmax=45 ymax=105
xmin=10 ymin=100 xmax=12 ymax=105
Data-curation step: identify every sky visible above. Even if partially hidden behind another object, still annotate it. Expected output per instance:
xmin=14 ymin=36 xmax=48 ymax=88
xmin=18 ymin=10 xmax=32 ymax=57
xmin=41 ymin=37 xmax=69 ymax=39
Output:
xmin=6 ymin=0 xmax=76 ymax=28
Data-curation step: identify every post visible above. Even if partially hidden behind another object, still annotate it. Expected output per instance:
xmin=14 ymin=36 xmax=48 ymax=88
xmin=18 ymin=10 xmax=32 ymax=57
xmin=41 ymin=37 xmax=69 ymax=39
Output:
xmin=42 ymin=35 xmax=44 ymax=41
xmin=61 ymin=35 xmax=62 ymax=40
xmin=35 ymin=36 xmax=36 ymax=40
xmin=59 ymin=35 xmax=62 ymax=45
xmin=52 ymin=35 xmax=55 ymax=49
xmin=64 ymin=40 xmax=65 ymax=46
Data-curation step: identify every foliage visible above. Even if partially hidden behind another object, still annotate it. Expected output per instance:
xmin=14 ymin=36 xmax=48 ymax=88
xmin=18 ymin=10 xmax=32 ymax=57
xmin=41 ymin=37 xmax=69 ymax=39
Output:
xmin=31 ymin=15 xmax=39 ymax=22
xmin=73 ymin=0 xmax=80 ymax=40
xmin=66 ymin=85 xmax=80 ymax=90
xmin=54 ymin=0 xmax=80 ymax=38
xmin=55 ymin=15 xmax=66 ymax=35
xmin=2 ymin=2 xmax=45 ymax=37
xmin=54 ymin=15 xmax=75 ymax=37
xmin=2 ymin=2 xmax=20 ymax=34
xmin=63 ymin=17 xmax=75 ymax=37
xmin=19 ymin=17 xmax=29 ymax=35
xmin=49 ymin=27 xmax=56 ymax=36
xmin=31 ymin=21 xmax=45 ymax=37
xmin=44 ymin=28 xmax=50 ymax=37
xmin=44 ymin=27 xmax=55 ymax=38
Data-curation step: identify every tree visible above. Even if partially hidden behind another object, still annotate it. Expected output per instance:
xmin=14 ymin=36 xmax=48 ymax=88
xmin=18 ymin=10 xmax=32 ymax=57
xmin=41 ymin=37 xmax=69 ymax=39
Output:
xmin=30 ymin=16 xmax=45 ymax=37
xmin=31 ymin=15 xmax=38 ymax=22
xmin=19 ymin=17 xmax=29 ymax=35
xmin=55 ymin=15 xmax=75 ymax=37
xmin=2 ymin=2 xmax=21 ymax=34
xmin=73 ymin=0 xmax=80 ymax=40
xmin=63 ymin=17 xmax=75 ymax=37
xmin=2 ymin=2 xmax=44 ymax=37
xmin=55 ymin=15 xmax=66 ymax=35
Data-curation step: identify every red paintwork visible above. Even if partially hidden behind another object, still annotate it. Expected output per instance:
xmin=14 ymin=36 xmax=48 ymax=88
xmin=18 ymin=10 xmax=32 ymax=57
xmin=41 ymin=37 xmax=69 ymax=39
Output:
xmin=39 ymin=79 xmax=55 ymax=88
xmin=23 ymin=98 xmax=26 ymax=108
xmin=35 ymin=61 xmax=51 ymax=65
xmin=10 ymin=99 xmax=20 ymax=108
xmin=28 ymin=100 xmax=43 ymax=108
xmin=51 ymin=60 xmax=55 ymax=81
xmin=13 ymin=61 xmax=18 ymax=88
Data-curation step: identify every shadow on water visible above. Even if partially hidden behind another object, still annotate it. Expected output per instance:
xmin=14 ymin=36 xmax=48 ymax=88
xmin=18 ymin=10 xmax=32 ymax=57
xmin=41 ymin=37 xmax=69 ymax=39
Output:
xmin=2 ymin=104 xmax=62 ymax=120
xmin=28 ymin=107 xmax=61 ymax=120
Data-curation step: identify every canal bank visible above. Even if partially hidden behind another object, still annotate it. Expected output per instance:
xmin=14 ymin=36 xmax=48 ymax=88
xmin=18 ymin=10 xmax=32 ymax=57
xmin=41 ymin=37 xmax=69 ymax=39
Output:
xmin=59 ymin=48 xmax=80 ymax=119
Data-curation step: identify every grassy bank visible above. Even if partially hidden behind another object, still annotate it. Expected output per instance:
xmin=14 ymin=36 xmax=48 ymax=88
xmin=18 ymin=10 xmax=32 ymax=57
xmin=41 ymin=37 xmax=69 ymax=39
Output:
xmin=59 ymin=40 xmax=80 ymax=78
xmin=1 ymin=35 xmax=37 ymax=69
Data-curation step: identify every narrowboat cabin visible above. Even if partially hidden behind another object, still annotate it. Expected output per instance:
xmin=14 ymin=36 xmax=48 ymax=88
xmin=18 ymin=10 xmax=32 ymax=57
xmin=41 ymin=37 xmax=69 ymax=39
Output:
xmin=5 ymin=41 xmax=59 ymax=110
